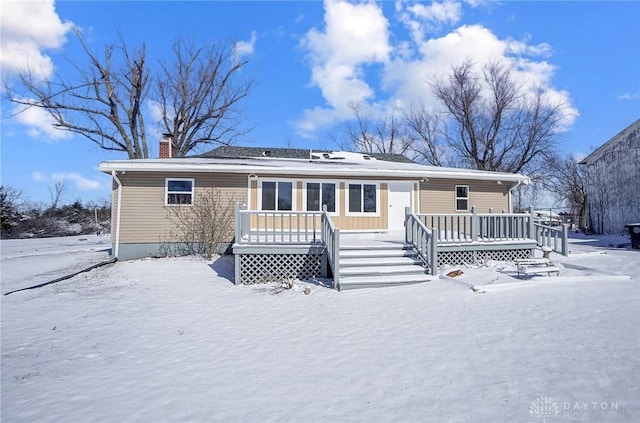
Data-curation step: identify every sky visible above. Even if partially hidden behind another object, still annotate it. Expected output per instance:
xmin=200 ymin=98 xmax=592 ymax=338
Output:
xmin=1 ymin=0 xmax=639 ymax=205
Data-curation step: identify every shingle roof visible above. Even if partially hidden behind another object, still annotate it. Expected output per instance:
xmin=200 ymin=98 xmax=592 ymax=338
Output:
xmin=193 ymin=146 xmax=415 ymax=163
xmin=99 ymin=155 xmax=530 ymax=184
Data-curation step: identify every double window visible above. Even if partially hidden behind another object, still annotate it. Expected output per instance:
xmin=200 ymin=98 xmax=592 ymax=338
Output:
xmin=455 ymin=185 xmax=469 ymax=211
xmin=258 ymin=179 xmax=379 ymax=214
xmin=165 ymin=178 xmax=194 ymax=205
xmin=348 ymin=183 xmax=377 ymax=214
xmin=306 ymin=182 xmax=336 ymax=213
xmin=261 ymin=181 xmax=293 ymax=211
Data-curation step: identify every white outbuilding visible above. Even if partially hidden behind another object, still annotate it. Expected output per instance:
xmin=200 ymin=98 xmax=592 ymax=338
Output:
xmin=580 ymin=119 xmax=640 ymax=234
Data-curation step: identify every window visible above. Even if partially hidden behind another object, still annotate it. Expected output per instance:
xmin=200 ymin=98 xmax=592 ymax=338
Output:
xmin=261 ymin=181 xmax=293 ymax=211
xmin=306 ymin=182 xmax=336 ymax=213
xmin=166 ymin=178 xmax=194 ymax=205
xmin=455 ymin=185 xmax=469 ymax=211
xmin=348 ymin=183 xmax=377 ymax=214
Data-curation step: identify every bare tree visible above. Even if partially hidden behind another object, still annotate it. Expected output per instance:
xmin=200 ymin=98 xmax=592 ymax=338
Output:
xmin=339 ymin=60 xmax=566 ymax=173
xmin=428 ymin=60 xmax=566 ymax=175
xmin=343 ymin=103 xmax=414 ymax=157
xmin=156 ymin=39 xmax=253 ymax=156
xmin=404 ymin=101 xmax=445 ymax=166
xmin=581 ymin=161 xmax=610 ymax=234
xmin=7 ymin=29 xmax=150 ymax=159
xmin=0 ymin=186 xmax=23 ymax=206
xmin=7 ymin=32 xmax=253 ymax=159
xmin=164 ymin=189 xmax=237 ymax=260
xmin=0 ymin=186 xmax=24 ymax=237
xmin=47 ymin=180 xmax=68 ymax=211
xmin=545 ymin=154 xmax=588 ymax=228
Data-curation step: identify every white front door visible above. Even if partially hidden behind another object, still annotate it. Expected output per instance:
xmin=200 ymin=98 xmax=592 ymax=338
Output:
xmin=388 ymin=181 xmax=414 ymax=230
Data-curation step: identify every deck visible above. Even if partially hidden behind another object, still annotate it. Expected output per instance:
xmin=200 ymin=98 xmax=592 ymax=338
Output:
xmin=232 ymin=204 xmax=569 ymax=289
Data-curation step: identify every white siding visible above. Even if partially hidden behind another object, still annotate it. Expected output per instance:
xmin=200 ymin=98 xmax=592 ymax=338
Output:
xmin=582 ymin=120 xmax=640 ymax=233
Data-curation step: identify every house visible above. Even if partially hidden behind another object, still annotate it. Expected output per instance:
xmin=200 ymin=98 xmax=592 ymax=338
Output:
xmin=533 ymin=210 xmax=563 ymax=227
xmin=580 ymin=119 xmax=640 ymax=234
xmin=98 ymin=138 xmax=567 ymax=289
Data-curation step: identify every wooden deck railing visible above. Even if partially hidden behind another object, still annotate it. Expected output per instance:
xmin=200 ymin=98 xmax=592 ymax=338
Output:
xmin=476 ymin=210 xmax=532 ymax=241
xmin=235 ymin=203 xmax=341 ymax=288
xmin=405 ymin=210 xmax=438 ymax=276
xmin=235 ymin=203 xmax=322 ymax=243
xmin=418 ymin=212 xmax=474 ymax=242
xmin=417 ymin=207 xmax=535 ymax=243
xmin=416 ymin=207 xmax=568 ymax=255
xmin=534 ymin=222 xmax=569 ymax=256
xmin=321 ymin=205 xmax=340 ymax=290
xmin=235 ymin=203 xmax=569 ymax=260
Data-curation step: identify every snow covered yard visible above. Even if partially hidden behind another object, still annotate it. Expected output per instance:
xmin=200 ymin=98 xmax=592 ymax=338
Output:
xmin=1 ymin=235 xmax=639 ymax=422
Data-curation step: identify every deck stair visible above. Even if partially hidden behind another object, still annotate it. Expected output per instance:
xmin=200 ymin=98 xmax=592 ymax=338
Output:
xmin=337 ymin=243 xmax=432 ymax=290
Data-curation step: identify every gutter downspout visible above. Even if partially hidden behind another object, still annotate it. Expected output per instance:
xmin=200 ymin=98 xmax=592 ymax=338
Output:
xmin=112 ymin=170 xmax=123 ymax=259
xmin=508 ymin=177 xmax=528 ymax=212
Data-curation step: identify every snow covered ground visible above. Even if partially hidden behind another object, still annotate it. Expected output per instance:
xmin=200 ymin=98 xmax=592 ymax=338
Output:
xmin=1 ymin=234 xmax=639 ymax=422
xmin=1 ymin=235 xmax=112 ymax=295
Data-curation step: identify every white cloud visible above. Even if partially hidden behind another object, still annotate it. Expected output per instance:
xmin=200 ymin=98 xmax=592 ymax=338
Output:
xmin=298 ymin=0 xmax=391 ymax=134
xmin=410 ymin=0 xmax=461 ymax=23
xmin=305 ymin=1 xmax=390 ymax=66
xmin=617 ymin=91 xmax=639 ymax=100
xmin=144 ymin=100 xmax=166 ymax=146
xmin=146 ymin=99 xmax=165 ymax=122
xmin=31 ymin=171 xmax=103 ymax=192
xmin=11 ymin=100 xmax=72 ymax=141
xmin=387 ymin=24 xmax=578 ymax=127
xmin=506 ymin=34 xmax=552 ymax=58
xmin=572 ymin=152 xmax=587 ymax=162
xmin=234 ymin=30 xmax=257 ymax=60
xmin=51 ymin=172 xmax=102 ymax=191
xmin=464 ymin=0 xmax=493 ymax=8
xmin=297 ymin=1 xmax=578 ymax=136
xmin=31 ymin=171 xmax=47 ymax=182
xmin=0 ymin=0 xmax=73 ymax=82
xmin=400 ymin=0 xmax=462 ymax=41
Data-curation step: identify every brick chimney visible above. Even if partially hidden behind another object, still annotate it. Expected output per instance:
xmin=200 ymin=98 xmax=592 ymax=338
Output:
xmin=159 ymin=134 xmax=174 ymax=158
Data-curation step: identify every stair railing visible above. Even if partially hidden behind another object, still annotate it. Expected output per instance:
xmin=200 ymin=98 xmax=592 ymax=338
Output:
xmin=321 ymin=205 xmax=340 ymax=290
xmin=534 ymin=222 xmax=569 ymax=256
xmin=405 ymin=207 xmax=438 ymax=276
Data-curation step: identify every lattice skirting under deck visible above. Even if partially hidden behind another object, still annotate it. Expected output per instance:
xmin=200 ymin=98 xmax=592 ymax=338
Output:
xmin=437 ymin=248 xmax=532 ymax=266
xmin=237 ymin=252 xmax=324 ymax=285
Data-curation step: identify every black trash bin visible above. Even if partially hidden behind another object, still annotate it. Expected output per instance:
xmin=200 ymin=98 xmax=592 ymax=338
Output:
xmin=625 ymin=223 xmax=640 ymax=249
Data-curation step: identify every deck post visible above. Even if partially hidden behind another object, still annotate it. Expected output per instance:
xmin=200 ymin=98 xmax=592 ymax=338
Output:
xmin=562 ymin=224 xmax=569 ymax=256
xmin=488 ymin=208 xmax=494 ymax=239
xmin=404 ymin=207 xmax=411 ymax=243
xmin=471 ymin=206 xmax=478 ymax=241
xmin=321 ymin=249 xmax=328 ymax=278
xmin=234 ymin=253 xmax=241 ymax=285
xmin=321 ymin=205 xmax=327 ymax=244
xmin=234 ymin=202 xmax=241 ymax=242
xmin=430 ymin=230 xmax=438 ymax=276
xmin=529 ymin=206 xmax=536 ymax=241
xmin=334 ymin=228 xmax=340 ymax=291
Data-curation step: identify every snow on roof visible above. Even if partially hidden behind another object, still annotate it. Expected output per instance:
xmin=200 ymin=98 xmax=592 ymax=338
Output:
xmin=97 ymin=156 xmax=530 ymax=183
xmin=534 ymin=210 xmax=563 ymax=218
xmin=533 ymin=209 xmax=562 ymax=219
xmin=196 ymin=146 xmax=414 ymax=163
